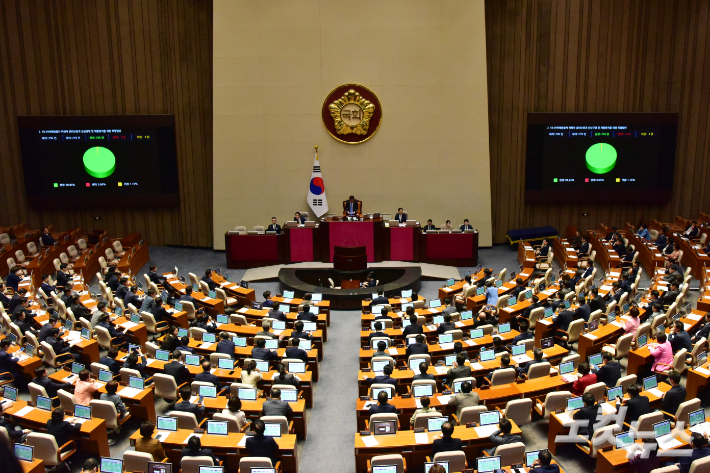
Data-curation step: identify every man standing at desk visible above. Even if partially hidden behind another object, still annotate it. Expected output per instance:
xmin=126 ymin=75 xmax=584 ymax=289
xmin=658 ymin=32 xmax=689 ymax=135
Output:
xmin=267 ymin=217 xmax=282 ymax=234
xmin=343 ymin=195 xmax=361 ymax=218
xmin=394 ymin=208 xmax=407 ymax=223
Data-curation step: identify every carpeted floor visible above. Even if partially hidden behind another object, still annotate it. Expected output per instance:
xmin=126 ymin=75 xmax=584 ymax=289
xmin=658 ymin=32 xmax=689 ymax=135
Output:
xmin=19 ymin=244 xmax=704 ymax=473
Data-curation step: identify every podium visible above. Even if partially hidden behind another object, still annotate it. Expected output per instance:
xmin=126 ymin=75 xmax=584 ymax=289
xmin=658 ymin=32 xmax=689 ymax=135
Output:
xmin=333 ymin=245 xmax=367 ymax=271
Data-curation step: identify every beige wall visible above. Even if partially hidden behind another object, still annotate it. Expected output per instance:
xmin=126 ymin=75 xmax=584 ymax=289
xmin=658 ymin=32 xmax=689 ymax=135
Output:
xmin=213 ymin=0 xmax=492 ymax=250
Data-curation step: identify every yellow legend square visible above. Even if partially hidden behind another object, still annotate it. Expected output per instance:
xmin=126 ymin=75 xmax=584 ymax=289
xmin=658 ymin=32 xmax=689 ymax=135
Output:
xmin=118 ymin=182 xmax=123 ymax=186
xmin=616 ymin=178 xmax=620 ymax=182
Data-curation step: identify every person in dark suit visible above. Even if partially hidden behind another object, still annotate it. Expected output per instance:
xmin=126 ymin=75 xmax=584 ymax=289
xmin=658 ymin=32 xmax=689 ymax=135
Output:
xmin=38 ymin=315 xmax=60 ymax=342
xmin=676 ymin=433 xmax=710 ymax=473
xmin=267 ymin=217 xmax=282 ymax=234
xmin=618 ymin=384 xmax=652 ymax=424
xmin=413 ymin=362 xmax=435 ymax=381
xmin=343 ymin=196 xmax=360 ymax=218
xmin=669 ymin=320 xmax=692 ymax=353
xmin=460 ymin=219 xmax=473 ymax=231
xmin=588 ymin=288 xmax=604 ymax=314
xmin=40 ymin=274 xmax=55 ymax=297
xmin=656 ymin=231 xmax=669 ymax=251
xmin=194 ymin=361 xmax=221 ymax=390
xmin=8 ymin=287 xmax=26 ymax=315
xmin=291 ymin=320 xmax=314 ymax=341
xmin=577 ymin=237 xmax=591 ymax=255
xmin=521 ymin=295 xmax=542 ymax=320
xmin=368 ymin=390 xmax=397 ymax=414
xmin=164 ymin=351 xmax=191 ymax=386
xmin=511 ymin=319 xmax=533 ymax=346
xmin=402 ymin=311 xmax=423 ymax=338
xmin=262 ymin=291 xmax=274 ymax=308
xmin=124 ymin=285 xmax=143 ymax=308
xmin=436 ymin=313 xmax=456 ymax=335
xmin=47 ymin=408 xmax=81 ymax=450
xmin=0 ymin=339 xmax=24 ymax=386
xmin=251 ymin=337 xmax=279 ymax=362
xmin=592 ymin=352 xmax=622 ymax=387
xmin=374 ymin=306 xmax=393 ymax=322
xmin=41 ymin=227 xmax=56 ymax=247
xmin=151 ymin=297 xmax=170 ymax=324
xmin=6 ymin=267 xmax=23 ymax=293
xmin=394 ymin=208 xmax=407 ymax=223
xmin=369 ymin=290 xmax=389 ymax=308
xmin=406 ymin=335 xmax=429 ymax=356
xmin=536 ymin=239 xmax=551 ymax=257
xmin=97 ymin=314 xmax=128 ymax=348
xmin=520 ymin=348 xmax=545 ymax=376
xmin=285 ymin=337 xmax=308 ymax=362
xmin=194 ymin=314 xmax=217 ymax=333
xmin=554 ymin=307 xmax=577 ymax=333
xmin=245 ymin=419 xmax=280 ymax=465
xmin=363 ymin=364 xmax=398 ymax=387
xmin=272 ymin=365 xmax=301 ymax=389
xmin=368 ymin=321 xmax=388 ymax=343
xmin=179 ymin=286 xmax=198 ymax=305
xmin=573 ymin=265 xmax=594 ymax=286
xmin=99 ymin=348 xmax=122 ymax=376
xmin=125 ymin=350 xmax=151 ymax=379
xmin=59 ymin=286 xmax=73 ymax=309
xmin=115 ymin=277 xmax=130 ymax=301
xmin=431 ymin=422 xmax=463 ymax=458
xmin=692 ymin=312 xmax=710 ymax=344
xmin=293 ymin=211 xmax=307 ymax=224
xmin=215 ymin=332 xmax=236 ymax=359
xmin=267 ymin=302 xmax=287 ymax=321
xmin=664 ymin=266 xmax=682 ymax=286
xmin=485 ymin=418 xmax=522 ymax=455
xmin=54 ymin=264 xmax=70 ymax=289
xmin=574 ymin=297 xmax=592 ymax=322
xmin=662 ymin=370 xmax=687 ymax=416
xmin=573 ymin=393 xmax=599 ymax=439
xmin=297 ymin=304 xmax=318 ymax=322
xmin=32 ymin=366 xmax=73 ymax=398
xmin=530 ymin=450 xmax=561 ymax=473
xmin=446 ymin=353 xmax=472 ymax=387
xmin=147 ymin=265 xmax=165 ymax=286
xmin=181 ymin=434 xmax=218 ymax=464
xmin=662 ymin=282 xmax=680 ymax=307
xmin=172 ymin=386 xmax=205 ymax=418
xmin=423 ymin=219 xmax=437 ymax=231
xmin=202 ymin=270 xmax=216 ymax=291
xmin=179 ymin=336 xmax=196 ymax=354
xmin=45 ymin=327 xmax=80 ymax=361
xmin=0 ymin=402 xmax=30 ymax=441
xmin=510 ymin=278 xmax=526 ymax=299
xmin=684 ymin=221 xmax=700 ymax=239
xmin=628 ymin=261 xmax=641 ymax=280
xmin=0 ymin=283 xmax=10 ymax=310
xmin=12 ymin=297 xmax=35 ymax=324
xmin=13 ymin=311 xmax=36 ymax=337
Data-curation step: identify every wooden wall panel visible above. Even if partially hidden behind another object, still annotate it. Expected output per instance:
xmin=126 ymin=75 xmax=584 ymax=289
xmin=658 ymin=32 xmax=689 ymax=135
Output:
xmin=0 ymin=0 xmax=212 ymax=247
xmin=487 ymin=0 xmax=710 ymax=242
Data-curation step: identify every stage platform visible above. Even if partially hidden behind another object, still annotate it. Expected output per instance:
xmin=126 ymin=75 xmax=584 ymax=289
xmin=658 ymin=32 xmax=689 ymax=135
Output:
xmin=242 ymin=261 xmax=459 ymax=282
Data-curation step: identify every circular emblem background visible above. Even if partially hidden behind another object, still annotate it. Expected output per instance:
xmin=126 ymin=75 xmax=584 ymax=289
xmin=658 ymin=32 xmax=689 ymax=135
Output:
xmin=322 ymin=84 xmax=382 ymax=144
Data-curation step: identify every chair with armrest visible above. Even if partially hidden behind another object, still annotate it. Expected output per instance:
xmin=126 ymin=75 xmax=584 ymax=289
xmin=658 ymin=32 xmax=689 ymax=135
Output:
xmin=555 ymin=319 xmax=585 ymax=349
xmin=188 ymin=272 xmax=200 ymax=287
xmin=123 ymin=451 xmax=162 ymax=472
xmin=650 ymin=467 xmax=680 ymax=473
xmin=213 ymin=413 xmax=250 ymax=433
xmin=534 ymin=391 xmax=572 ymax=419
xmin=578 ymin=250 xmax=596 ymax=269
xmin=688 ymin=455 xmax=710 ymax=473
xmin=407 ymin=355 xmax=431 ymax=370
xmin=153 ymin=373 xmax=185 ymax=402
xmin=615 ymin=374 xmax=637 ymax=389
xmin=627 ymin=410 xmax=664 ymax=438
xmin=484 ymin=442 xmax=525 ymax=466
xmin=28 ymin=382 xmax=57 ymax=405
xmin=517 ymin=338 xmax=535 ymax=352
xmin=0 ymin=426 xmax=9 ymax=445
xmin=367 ymin=413 xmax=400 ymax=434
xmin=576 ymin=424 xmax=620 ymax=458
xmin=368 ymin=383 xmax=396 ymax=399
xmin=180 ymin=301 xmax=195 ymax=322
xmin=497 ymin=398 xmax=532 ymax=427
xmin=40 ymin=341 xmax=73 ymax=371
xmin=413 ymin=411 xmax=444 ymax=430
xmin=95 ymin=325 xmax=125 ymax=350
xmin=525 ymin=362 xmax=551 ymax=380
xmin=260 ymin=415 xmax=293 ymax=435
xmin=238 ymin=457 xmax=279 ymax=473
xmin=583 ymin=382 xmax=607 ymax=403
xmin=189 ymin=327 xmax=206 ymax=340
xmin=181 ymin=456 xmax=221 ymax=473
xmin=427 ymin=451 xmax=467 ymax=472
xmin=370 ymin=356 xmax=395 ymax=370
xmin=656 ymin=349 xmax=688 ymax=376
xmin=367 ymin=454 xmax=405 ymax=473
xmin=120 ymin=367 xmax=151 ymax=385
xmin=191 ymin=380 xmax=228 ymax=397
xmin=210 ymin=353 xmax=232 ymax=366
xmin=26 ymin=432 xmax=77 ymax=466
xmin=90 ymin=362 xmax=112 ymax=377
xmin=215 ymin=288 xmax=239 ymax=313
xmin=486 ymin=368 xmax=517 ymax=386
xmin=687 ymin=338 xmax=707 ymax=366
xmin=199 ymin=280 xmax=211 ymax=296
xmin=90 ymin=399 xmax=131 ymax=445
xmin=661 ymin=398 xmax=701 ymax=428
xmin=601 ymin=333 xmax=634 ymax=360
xmin=168 ymin=411 xmax=207 ymax=430
xmin=145 ymin=341 xmax=159 ymax=358
xmin=141 ymin=311 xmax=169 ymax=340
xmin=409 ymin=379 xmax=437 ymax=395
xmin=454 ymin=405 xmax=488 ymax=425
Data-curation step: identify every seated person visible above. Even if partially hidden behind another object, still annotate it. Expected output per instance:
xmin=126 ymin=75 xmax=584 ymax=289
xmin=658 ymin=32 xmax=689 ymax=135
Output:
xmin=402 ymin=311 xmax=423 ymax=337
xmin=375 ymin=306 xmax=393 ymax=321
xmin=172 ymin=386 xmax=205 ymax=418
xmin=446 ymin=353 xmax=472 ymax=387
xmin=530 ymin=450 xmax=560 ymax=473
xmin=520 ymin=348 xmax=545 ymax=377
xmin=32 ymin=366 xmax=72 ymax=398
xmin=240 ymin=360 xmax=263 ymax=388
xmin=413 ymin=361 xmax=435 ymax=381
xmin=487 ymin=353 xmax=518 ymax=381
xmin=573 ymin=393 xmax=599 ymax=439
xmin=251 ymin=337 xmax=279 ymax=362
xmin=100 ymin=380 xmax=128 ymax=419
xmin=160 ymin=325 xmax=181 ymax=352
xmin=343 ymin=195 xmax=361 ymax=217
xmin=99 ymin=348 xmax=121 ymax=375
xmin=47 ymin=408 xmax=80 ymax=452
xmin=363 ymin=364 xmax=398 ymax=387
xmin=267 ymin=302 xmax=287 ymax=321
xmin=669 ymin=320 xmax=692 ymax=353
xmin=134 ymin=421 xmax=167 ymax=461
xmin=151 ymin=297 xmax=170 ymax=324
xmin=125 ymin=349 xmax=151 ymax=379
xmin=180 ymin=286 xmax=198 ymax=305
xmin=201 ymin=269 xmax=217 ymax=291
xmin=441 ymin=220 xmax=453 ymax=231
xmin=297 ymin=304 xmax=318 ymax=322
xmin=179 ymin=336 xmax=196 ymax=354
xmin=294 ymin=211 xmax=306 ymax=224
xmin=536 ymin=239 xmax=551 ymax=257
xmin=164 ymin=350 xmax=191 ymax=386
xmin=410 ymin=395 xmax=440 ymax=426
xmin=572 ymin=362 xmax=597 ymax=396
xmin=291 ymin=320 xmax=314 ymax=341
xmin=372 ymin=341 xmax=388 ymax=357
xmin=261 ymin=387 xmax=293 ymax=420
xmin=406 ymin=334 xmax=429 ymax=356
xmin=394 ymin=208 xmax=407 ymax=223
xmin=194 ymin=360 xmax=222 ymax=390
xmin=245 ymin=419 xmax=280 ymax=466
xmin=662 ymin=370 xmax=687 ymax=416
xmin=460 ymin=219 xmax=473 ymax=231
xmin=436 ymin=313 xmax=456 ymax=335
xmin=182 ymin=434 xmax=218 ymax=465
xmin=256 ymin=320 xmax=285 ymax=340
xmin=447 ymin=380 xmax=480 ymax=418
xmin=370 ymin=289 xmax=389 ymax=308
xmin=124 ymin=285 xmax=143 ymax=308
xmin=271 ymin=363 xmax=300 ymax=388
xmin=97 ymin=313 xmax=128 ymax=348
xmin=216 ymin=331 xmax=236 ymax=359
xmin=285 ymin=337 xmax=308 ymax=362
xmin=431 ymin=421 xmax=463 ymax=458
xmin=41 ymin=227 xmax=56 ymax=247
xmin=676 ymin=432 xmax=710 ymax=473
xmin=262 ymin=291 xmax=274 ymax=307
xmin=592 ymin=352 xmax=621 ymax=387
xmin=0 ymin=400 xmax=30 ymax=441
xmin=484 ymin=418 xmax=522 ymax=455
xmin=194 ymin=314 xmax=217 ymax=333
xmin=368 ymin=321 xmax=387 ymax=343
xmin=368 ymin=390 xmax=397 ymax=414
xmin=423 ymin=219 xmax=436 ymax=231
xmin=617 ymin=384 xmax=651 ymax=424
xmin=40 ymin=274 xmax=55 ymax=297
xmin=221 ymin=396 xmax=248 ymax=431
xmin=266 ymin=217 xmax=282 ymax=234
xmin=511 ymin=319 xmax=533 ymax=346
xmin=74 ymin=369 xmax=100 ymax=406
xmin=115 ymin=277 xmax=130 ymax=301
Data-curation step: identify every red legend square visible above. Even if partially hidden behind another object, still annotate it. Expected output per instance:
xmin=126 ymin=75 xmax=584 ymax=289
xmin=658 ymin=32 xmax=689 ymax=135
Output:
xmin=585 ymin=178 xmax=589 ymax=182
xmin=86 ymin=183 xmax=90 ymax=187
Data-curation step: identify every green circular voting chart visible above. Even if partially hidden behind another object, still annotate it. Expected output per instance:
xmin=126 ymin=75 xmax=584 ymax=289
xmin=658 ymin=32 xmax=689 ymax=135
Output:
xmin=585 ymin=143 xmax=617 ymax=174
xmin=83 ymin=146 xmax=116 ymax=178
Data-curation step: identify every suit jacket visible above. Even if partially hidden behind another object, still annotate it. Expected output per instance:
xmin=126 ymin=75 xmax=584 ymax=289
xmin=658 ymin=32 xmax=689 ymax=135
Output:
xmin=395 ymin=213 xmax=408 ymax=223
xmin=366 ymin=375 xmax=398 ymax=387
xmin=573 ymin=404 xmax=600 ymax=438
xmin=662 ymin=289 xmax=680 ymax=305
xmin=460 ymin=224 xmax=473 ymax=231
xmin=262 ymin=398 xmax=293 ymax=417
xmin=284 ymin=347 xmax=308 ymax=363
xmin=6 ymin=273 xmax=21 ymax=292
xmin=38 ymin=322 xmax=55 ymax=342
xmin=485 ymin=430 xmax=522 ymax=455
xmin=0 ymin=349 xmax=20 ymax=379
xmin=41 ymin=233 xmax=56 ymax=246
xmin=623 ymin=395 xmax=652 ymax=423
xmin=41 ymin=283 xmax=55 ymax=296
xmin=194 ymin=371 xmax=222 ymax=390
xmin=679 ymin=446 xmax=710 ymax=473
xmin=406 ymin=343 xmax=429 ymax=356
xmin=98 ymin=321 xmax=123 ymax=340
xmin=32 ymin=375 xmax=72 ymax=398
xmin=266 ymin=224 xmax=282 ymax=234
xmin=655 ymin=234 xmax=668 ymax=249
xmin=574 ymin=304 xmax=592 ymax=322
xmin=368 ymin=402 xmax=397 ymax=414
xmin=291 ymin=331 xmax=313 ymax=341
xmin=370 ymin=296 xmax=389 ymax=308
xmin=589 ymin=296 xmax=605 ymax=314
xmin=251 ymin=347 xmax=278 ymax=361
xmin=164 ymin=361 xmax=191 ymax=386
xmin=0 ymin=417 xmax=23 ymax=440
xmin=272 ymin=373 xmax=300 ymax=388
xmin=55 ymin=270 xmax=70 ymax=288
xmin=201 ymin=276 xmax=216 ymax=291
xmin=267 ymin=310 xmax=287 ymax=321
xmin=413 ymin=373 xmax=436 ymax=381
xmin=216 ymin=340 xmax=236 ymax=359
xmin=669 ymin=330 xmax=692 ymax=353
xmin=141 ymin=296 xmax=156 ymax=313
xmin=402 ymin=324 xmax=424 ymax=337
xmin=172 ymin=400 xmax=205 ymax=417
xmin=593 ymin=361 xmax=621 ymax=388
xmin=245 ymin=434 xmax=280 ymax=464
xmin=423 ymin=224 xmax=437 ymax=231
xmin=431 ymin=436 xmax=464 ymax=458
xmin=148 ymin=272 xmax=164 ymax=286
xmin=579 ymin=242 xmax=591 ymax=254
xmin=0 ymin=291 xmax=10 ymax=309
xmin=555 ymin=310 xmax=576 ymax=332
xmin=447 ymin=365 xmax=472 ymax=386
xmin=124 ymin=292 xmax=142 ymax=308
xmin=296 ymin=311 xmax=318 ymax=322
xmin=343 ymin=200 xmax=360 ymax=216
xmin=99 ymin=356 xmax=121 ymax=375
xmin=572 ymin=373 xmax=598 ymax=396
xmin=46 ymin=419 xmax=80 ymax=447
xmin=437 ymin=322 xmax=457 ymax=335
xmin=115 ymin=285 xmax=128 ymax=301
xmin=151 ymin=306 xmax=170 ymax=324
xmin=661 ymin=384 xmax=687 ymax=415
xmin=512 ymin=332 xmax=533 ymax=345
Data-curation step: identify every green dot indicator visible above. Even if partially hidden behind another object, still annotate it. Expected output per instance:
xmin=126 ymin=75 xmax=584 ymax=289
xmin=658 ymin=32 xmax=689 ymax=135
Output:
xmin=83 ymin=146 xmax=116 ymax=178
xmin=586 ymin=143 xmax=617 ymax=174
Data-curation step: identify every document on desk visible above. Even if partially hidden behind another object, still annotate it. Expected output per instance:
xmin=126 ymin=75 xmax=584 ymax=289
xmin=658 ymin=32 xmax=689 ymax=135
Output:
xmin=600 ymin=285 xmax=613 ymax=291
xmin=474 ymin=425 xmax=499 ymax=437
xmin=14 ymin=406 xmax=35 ymax=417
xmin=361 ymin=436 xmax=379 ymax=447
xmin=600 ymin=403 xmax=616 ymax=415
xmin=183 ymin=433 xmax=202 ymax=444
xmin=362 ymin=401 xmax=376 ymax=410
xmin=273 ymin=330 xmax=283 ymax=336
xmin=439 ymin=343 xmax=454 ymax=350
xmin=691 ymin=422 xmax=710 ymax=436
xmin=657 ymin=435 xmax=683 ymax=451
xmin=66 ymin=416 xmax=89 ymax=424
xmin=465 ymin=340 xmax=477 ymax=346
xmin=435 ymin=366 xmax=449 ymax=375
xmin=611 ymin=321 xmax=624 ymax=328
xmin=512 ymin=354 xmax=532 ymax=364
xmin=562 ymin=374 xmax=577 ymax=383
xmin=470 ymin=363 xmax=484 ymax=370
xmin=237 ymin=435 xmax=247 ymax=447
xmin=145 ymin=358 xmax=158 ymax=366
xmin=687 ymin=313 xmax=703 ymax=321
xmin=646 ymin=388 xmax=664 ymax=398
xmin=200 ymin=342 xmax=214 ymax=349
xmin=427 ymin=324 xmax=437 ymax=331
xmin=555 ymin=413 xmax=573 ymax=425
xmin=399 ymin=299 xmax=408 ymax=304
xmin=428 ymin=309 xmax=439 ymax=314
xmin=281 ymin=298 xmax=292 ymax=304
xmin=120 ymin=321 xmax=138 ymax=329
xmin=119 ymin=387 xmax=143 ymax=398
xmin=238 ymin=307 xmax=249 ymax=314
xmin=694 ymin=367 xmax=710 ymax=376
xmin=442 ymin=287 xmax=452 ymax=292
xmin=415 ymin=432 xmax=429 ymax=444
xmin=387 ymin=347 xmax=398 ymax=356
xmin=437 ymin=394 xmax=453 ymax=404
xmin=455 ymin=321 xmax=465 ymax=328
xmin=585 ymin=333 xmax=598 ymax=340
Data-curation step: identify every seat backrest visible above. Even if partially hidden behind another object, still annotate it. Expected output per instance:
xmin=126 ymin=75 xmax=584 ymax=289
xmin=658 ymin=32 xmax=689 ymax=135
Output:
xmin=199 ymin=280 xmax=210 ymax=295
xmin=459 ymin=405 xmax=487 ymax=424
xmin=238 ymin=458 xmax=273 ymax=471
xmin=0 ymin=426 xmax=9 ymax=447
xmin=191 ymin=381 xmax=214 ymax=395
xmin=590 ymin=425 xmax=621 ymax=457
xmin=212 ymin=413 xmax=243 ymax=433
xmin=260 ymin=415 xmax=289 ymax=435
xmin=675 ymin=398 xmax=701 ymax=426
xmin=528 ymin=307 xmax=545 ymax=328
xmin=369 ymin=383 xmax=395 ymax=399
xmin=495 ymin=442 xmax=525 ymax=466
xmin=543 ymin=391 xmax=572 ymax=419
xmin=58 ymin=389 xmax=76 ymax=413
xmin=90 ymin=399 xmax=118 ymax=429
xmin=28 ymin=382 xmax=48 ymax=404
xmin=94 ymin=325 xmax=112 ymax=349
xmin=119 ymin=367 xmax=142 ymax=383
xmin=141 ymin=312 xmax=158 ymax=331
xmin=567 ymin=319 xmax=585 ymax=342
xmin=123 ymin=451 xmax=154 ymax=472
xmin=91 ymin=362 xmax=110 ymax=377
xmin=413 ymin=411 xmax=443 ymax=430
xmin=189 ymin=327 xmax=206 ymax=340
xmin=632 ymin=410 xmax=664 ymax=437
xmin=504 ymin=398 xmax=532 ymax=426
xmin=210 ymin=353 xmax=231 ymax=365
xmin=181 ymin=301 xmax=196 ymax=320
xmin=688 ymin=454 xmax=710 ymax=473
xmin=188 ymin=272 xmax=199 ymax=286
xmin=584 ymin=382 xmax=607 ymax=402
xmin=615 ymin=374 xmax=637 ymax=389
xmin=588 ymin=310 xmax=602 ymax=324
xmin=40 ymin=341 xmax=58 ymax=366
xmin=673 ymin=348 xmax=689 ymax=373
xmin=371 ymin=356 xmax=394 ymax=369
xmin=371 ymin=454 xmax=405 ymax=473
xmin=433 ymin=451 xmax=467 ymax=472
xmin=527 ymin=362 xmax=551 ymax=380
xmin=490 ymin=368 xmax=517 ymax=386
xmin=180 ymin=456 xmax=215 ymax=473
xmin=169 ymin=411 xmax=198 ymax=430
xmin=411 ymin=379 xmax=437 ymax=394
xmin=25 ymin=433 xmax=60 ymax=466
xmin=614 ymin=333 xmax=635 ymax=359
xmin=153 ymin=373 xmax=179 ymax=400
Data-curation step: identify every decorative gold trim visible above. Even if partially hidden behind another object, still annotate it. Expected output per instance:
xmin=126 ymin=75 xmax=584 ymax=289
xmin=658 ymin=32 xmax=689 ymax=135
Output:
xmin=322 ymin=83 xmax=382 ymax=145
